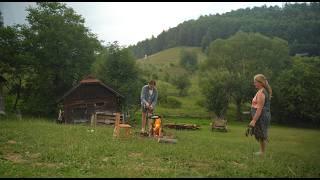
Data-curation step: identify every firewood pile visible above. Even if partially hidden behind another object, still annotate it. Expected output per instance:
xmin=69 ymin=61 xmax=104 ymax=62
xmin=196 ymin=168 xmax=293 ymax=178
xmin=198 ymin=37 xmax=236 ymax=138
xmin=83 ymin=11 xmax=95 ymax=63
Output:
xmin=163 ymin=123 xmax=200 ymax=130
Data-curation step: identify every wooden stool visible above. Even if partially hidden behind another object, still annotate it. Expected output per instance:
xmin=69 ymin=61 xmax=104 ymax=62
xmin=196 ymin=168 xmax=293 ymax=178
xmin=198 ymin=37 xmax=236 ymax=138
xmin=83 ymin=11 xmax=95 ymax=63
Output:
xmin=113 ymin=112 xmax=132 ymax=138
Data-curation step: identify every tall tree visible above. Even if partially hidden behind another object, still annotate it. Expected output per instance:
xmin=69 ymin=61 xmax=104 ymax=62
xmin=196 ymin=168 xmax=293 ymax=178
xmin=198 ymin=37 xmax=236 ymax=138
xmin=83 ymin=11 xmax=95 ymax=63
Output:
xmin=92 ymin=42 xmax=142 ymax=115
xmin=22 ymin=2 xmax=101 ymax=116
xmin=199 ymin=69 xmax=232 ymax=119
xmin=201 ymin=32 xmax=290 ymax=120
xmin=273 ymin=56 xmax=320 ymax=125
xmin=0 ymin=11 xmax=3 ymax=27
xmin=170 ymin=72 xmax=191 ymax=97
xmin=180 ymin=49 xmax=198 ymax=73
xmin=0 ymin=25 xmax=34 ymax=112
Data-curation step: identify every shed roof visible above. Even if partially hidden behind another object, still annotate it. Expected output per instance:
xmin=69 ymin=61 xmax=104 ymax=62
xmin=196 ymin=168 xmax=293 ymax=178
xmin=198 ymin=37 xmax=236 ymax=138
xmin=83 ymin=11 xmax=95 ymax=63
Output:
xmin=57 ymin=76 xmax=124 ymax=103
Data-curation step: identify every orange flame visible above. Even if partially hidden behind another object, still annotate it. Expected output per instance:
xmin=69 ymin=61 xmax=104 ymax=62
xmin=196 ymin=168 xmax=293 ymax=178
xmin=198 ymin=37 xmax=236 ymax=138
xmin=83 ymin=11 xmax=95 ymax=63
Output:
xmin=153 ymin=118 xmax=161 ymax=136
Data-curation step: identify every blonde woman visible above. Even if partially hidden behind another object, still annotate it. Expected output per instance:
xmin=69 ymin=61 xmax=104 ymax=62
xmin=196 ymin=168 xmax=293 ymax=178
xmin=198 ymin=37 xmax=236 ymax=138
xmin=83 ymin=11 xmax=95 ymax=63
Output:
xmin=250 ymin=74 xmax=272 ymax=156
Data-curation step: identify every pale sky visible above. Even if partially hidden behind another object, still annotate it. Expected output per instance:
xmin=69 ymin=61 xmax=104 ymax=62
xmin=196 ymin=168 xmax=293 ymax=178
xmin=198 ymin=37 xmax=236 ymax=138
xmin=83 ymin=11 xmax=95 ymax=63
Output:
xmin=0 ymin=2 xmax=288 ymax=47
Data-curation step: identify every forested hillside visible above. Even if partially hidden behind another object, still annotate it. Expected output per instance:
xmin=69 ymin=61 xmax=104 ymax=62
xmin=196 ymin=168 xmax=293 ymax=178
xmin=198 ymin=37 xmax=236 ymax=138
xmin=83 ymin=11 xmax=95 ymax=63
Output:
xmin=129 ymin=2 xmax=320 ymax=58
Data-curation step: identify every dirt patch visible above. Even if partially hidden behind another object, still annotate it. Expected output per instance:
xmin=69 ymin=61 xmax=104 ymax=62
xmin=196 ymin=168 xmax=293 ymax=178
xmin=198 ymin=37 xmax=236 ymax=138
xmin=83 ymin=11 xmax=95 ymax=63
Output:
xmin=4 ymin=153 xmax=27 ymax=164
xmin=3 ymin=151 xmax=63 ymax=169
xmin=187 ymin=161 xmax=211 ymax=169
xmin=231 ymin=161 xmax=247 ymax=170
xmin=33 ymin=162 xmax=64 ymax=168
xmin=7 ymin=140 xmax=17 ymax=144
xmin=25 ymin=152 xmax=41 ymax=159
xmin=102 ymin=157 xmax=110 ymax=162
xmin=128 ymin=152 xmax=143 ymax=158
xmin=133 ymin=163 xmax=168 ymax=173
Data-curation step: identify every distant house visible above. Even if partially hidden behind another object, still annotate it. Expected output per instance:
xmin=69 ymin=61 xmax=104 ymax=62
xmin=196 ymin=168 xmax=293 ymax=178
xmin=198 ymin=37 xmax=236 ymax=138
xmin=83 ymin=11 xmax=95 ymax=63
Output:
xmin=57 ymin=76 xmax=124 ymax=124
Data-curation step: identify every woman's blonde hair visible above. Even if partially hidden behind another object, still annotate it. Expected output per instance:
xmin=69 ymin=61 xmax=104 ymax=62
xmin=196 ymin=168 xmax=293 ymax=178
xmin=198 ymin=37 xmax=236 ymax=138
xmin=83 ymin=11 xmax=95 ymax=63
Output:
xmin=254 ymin=74 xmax=272 ymax=100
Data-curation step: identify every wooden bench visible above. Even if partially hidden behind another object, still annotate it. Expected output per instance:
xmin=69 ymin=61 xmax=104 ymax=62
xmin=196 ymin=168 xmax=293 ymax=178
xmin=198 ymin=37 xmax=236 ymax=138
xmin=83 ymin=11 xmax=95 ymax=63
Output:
xmin=91 ymin=111 xmax=125 ymax=126
xmin=212 ymin=119 xmax=228 ymax=132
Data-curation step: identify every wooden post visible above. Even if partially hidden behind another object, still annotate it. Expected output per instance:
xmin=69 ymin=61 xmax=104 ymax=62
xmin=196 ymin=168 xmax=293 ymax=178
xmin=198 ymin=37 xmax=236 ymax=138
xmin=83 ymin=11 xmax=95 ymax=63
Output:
xmin=94 ymin=113 xmax=97 ymax=128
xmin=113 ymin=112 xmax=120 ymax=137
xmin=90 ymin=113 xmax=95 ymax=127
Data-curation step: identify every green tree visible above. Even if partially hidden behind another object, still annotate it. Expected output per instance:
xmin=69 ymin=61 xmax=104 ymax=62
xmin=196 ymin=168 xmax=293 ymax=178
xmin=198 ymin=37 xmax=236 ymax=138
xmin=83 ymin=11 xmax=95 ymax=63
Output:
xmin=170 ymin=73 xmax=191 ymax=97
xmin=180 ymin=49 xmax=198 ymax=72
xmin=0 ymin=11 xmax=3 ymax=27
xmin=21 ymin=2 xmax=101 ymax=116
xmin=0 ymin=25 xmax=34 ymax=113
xmin=157 ymin=82 xmax=169 ymax=105
xmin=273 ymin=56 xmax=320 ymax=125
xmin=199 ymin=70 xmax=232 ymax=119
xmin=92 ymin=42 xmax=142 ymax=114
xmin=202 ymin=32 xmax=290 ymax=121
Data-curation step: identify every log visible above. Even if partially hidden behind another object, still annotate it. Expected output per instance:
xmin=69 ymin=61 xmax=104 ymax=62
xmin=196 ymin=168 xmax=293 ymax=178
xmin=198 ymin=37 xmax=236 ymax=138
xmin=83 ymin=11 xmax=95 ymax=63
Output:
xmin=163 ymin=123 xmax=200 ymax=130
xmin=157 ymin=138 xmax=177 ymax=144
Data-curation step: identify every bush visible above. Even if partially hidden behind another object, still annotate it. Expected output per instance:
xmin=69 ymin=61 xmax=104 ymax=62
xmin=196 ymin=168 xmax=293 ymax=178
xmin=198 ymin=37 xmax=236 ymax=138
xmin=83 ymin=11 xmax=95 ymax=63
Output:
xmin=157 ymin=83 xmax=169 ymax=104
xmin=151 ymin=73 xmax=158 ymax=80
xmin=272 ymin=56 xmax=320 ymax=125
xmin=196 ymin=98 xmax=205 ymax=107
xmin=180 ymin=49 xmax=198 ymax=72
xmin=170 ymin=73 xmax=191 ymax=97
xmin=199 ymin=70 xmax=232 ymax=119
xmin=164 ymin=72 xmax=170 ymax=82
xmin=163 ymin=97 xmax=182 ymax=109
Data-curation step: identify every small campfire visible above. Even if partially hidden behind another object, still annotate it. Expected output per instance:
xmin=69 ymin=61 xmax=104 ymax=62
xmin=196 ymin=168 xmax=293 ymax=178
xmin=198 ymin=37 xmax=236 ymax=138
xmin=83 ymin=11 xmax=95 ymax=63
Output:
xmin=135 ymin=115 xmax=179 ymax=144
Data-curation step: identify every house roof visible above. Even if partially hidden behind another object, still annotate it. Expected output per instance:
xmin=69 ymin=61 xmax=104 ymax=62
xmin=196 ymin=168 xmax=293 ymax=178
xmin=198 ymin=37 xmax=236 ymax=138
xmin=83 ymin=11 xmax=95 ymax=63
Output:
xmin=57 ymin=76 xmax=124 ymax=103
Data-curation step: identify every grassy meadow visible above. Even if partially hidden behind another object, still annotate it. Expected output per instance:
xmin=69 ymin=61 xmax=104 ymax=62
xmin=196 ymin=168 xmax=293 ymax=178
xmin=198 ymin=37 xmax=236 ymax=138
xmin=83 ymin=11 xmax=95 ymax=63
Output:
xmin=0 ymin=116 xmax=319 ymax=178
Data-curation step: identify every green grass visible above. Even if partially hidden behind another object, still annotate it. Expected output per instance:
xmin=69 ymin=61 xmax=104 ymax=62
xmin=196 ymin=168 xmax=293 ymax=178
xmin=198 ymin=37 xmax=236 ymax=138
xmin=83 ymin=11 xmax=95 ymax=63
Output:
xmin=0 ymin=117 xmax=319 ymax=177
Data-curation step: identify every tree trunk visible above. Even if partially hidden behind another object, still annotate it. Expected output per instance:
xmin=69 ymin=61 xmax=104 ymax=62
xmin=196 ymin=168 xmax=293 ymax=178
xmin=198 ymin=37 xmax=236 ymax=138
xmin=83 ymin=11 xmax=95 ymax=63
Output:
xmin=13 ymin=77 xmax=22 ymax=111
xmin=0 ymin=89 xmax=5 ymax=114
xmin=236 ymin=99 xmax=242 ymax=121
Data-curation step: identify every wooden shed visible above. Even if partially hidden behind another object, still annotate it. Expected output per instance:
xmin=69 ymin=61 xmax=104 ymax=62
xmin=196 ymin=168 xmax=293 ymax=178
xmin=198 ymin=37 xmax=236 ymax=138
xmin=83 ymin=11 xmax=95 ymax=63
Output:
xmin=57 ymin=76 xmax=124 ymax=124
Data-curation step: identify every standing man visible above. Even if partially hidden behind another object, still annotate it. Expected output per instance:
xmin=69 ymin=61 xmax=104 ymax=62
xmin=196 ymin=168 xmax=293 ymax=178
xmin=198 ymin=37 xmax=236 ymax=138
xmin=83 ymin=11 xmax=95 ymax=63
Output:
xmin=140 ymin=80 xmax=158 ymax=134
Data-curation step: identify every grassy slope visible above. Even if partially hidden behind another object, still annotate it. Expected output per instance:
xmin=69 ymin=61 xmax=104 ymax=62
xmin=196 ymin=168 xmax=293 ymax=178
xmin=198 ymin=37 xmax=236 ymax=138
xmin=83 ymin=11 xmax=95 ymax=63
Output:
xmin=136 ymin=46 xmax=210 ymax=118
xmin=0 ymin=118 xmax=319 ymax=177
xmin=136 ymin=46 xmax=251 ymax=120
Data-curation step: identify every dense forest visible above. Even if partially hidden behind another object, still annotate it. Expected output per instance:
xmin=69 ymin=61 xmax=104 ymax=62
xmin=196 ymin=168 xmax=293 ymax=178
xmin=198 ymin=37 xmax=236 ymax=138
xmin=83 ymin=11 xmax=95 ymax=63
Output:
xmin=129 ymin=2 xmax=320 ymax=58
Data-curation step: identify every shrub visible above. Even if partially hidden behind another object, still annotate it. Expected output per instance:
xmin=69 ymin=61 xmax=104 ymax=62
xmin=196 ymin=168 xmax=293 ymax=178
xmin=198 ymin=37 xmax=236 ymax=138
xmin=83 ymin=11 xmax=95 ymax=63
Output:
xmin=163 ymin=97 xmax=181 ymax=108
